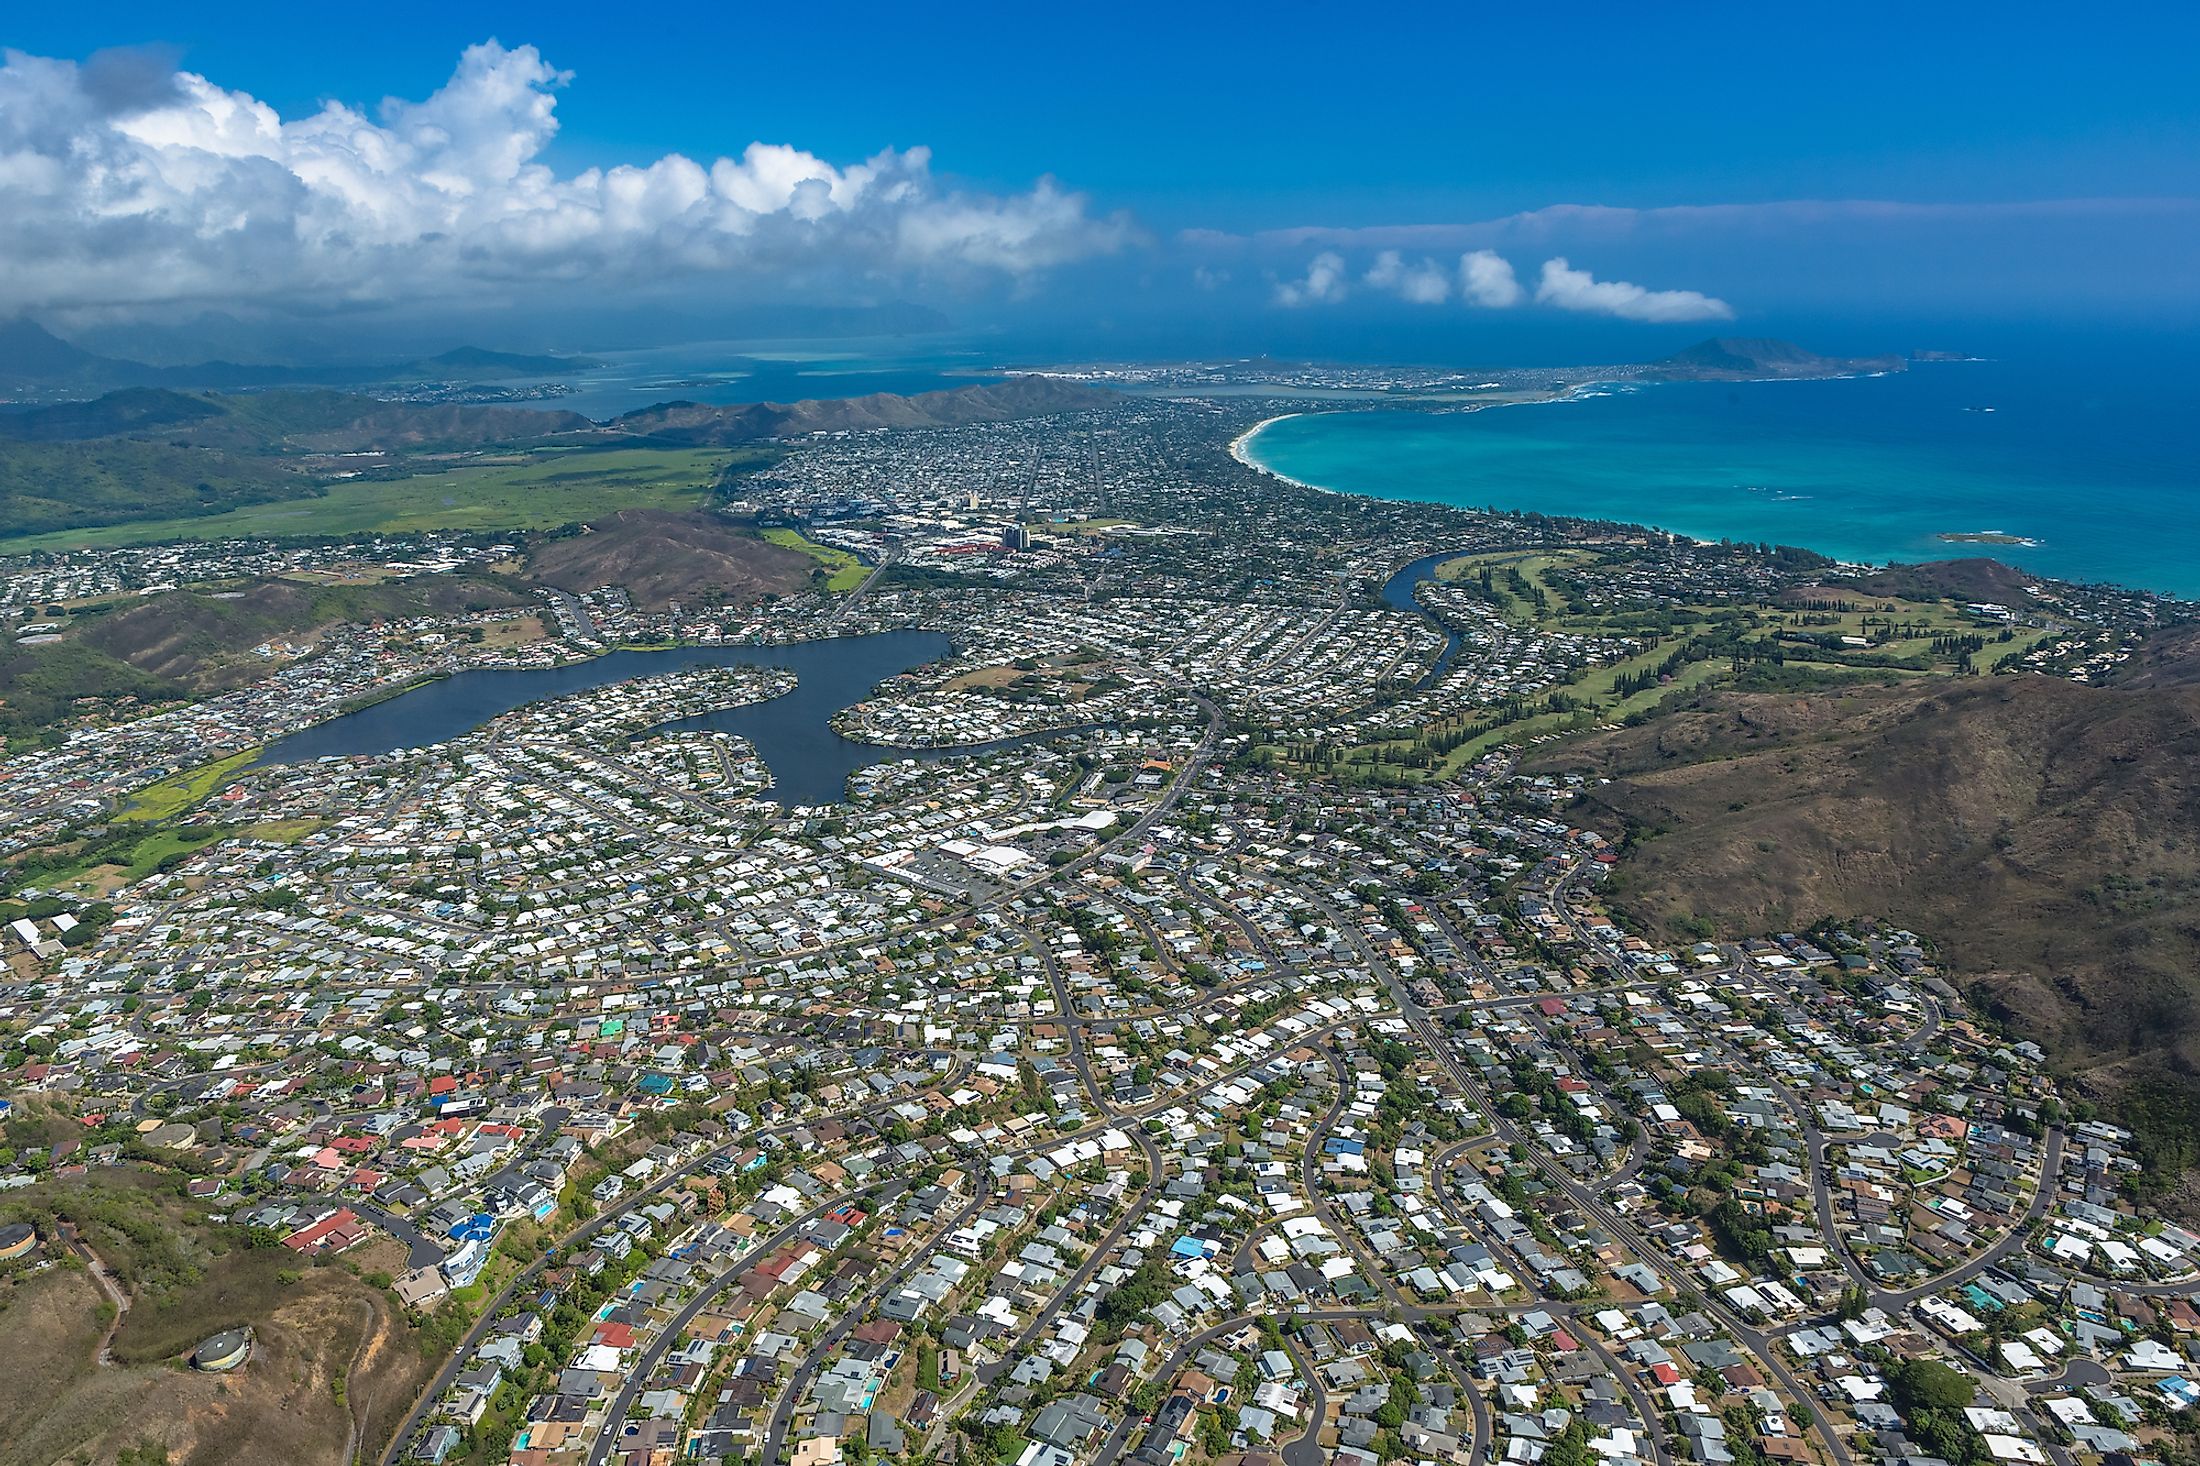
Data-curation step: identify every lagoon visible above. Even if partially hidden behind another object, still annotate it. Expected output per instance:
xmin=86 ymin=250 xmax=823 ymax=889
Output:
xmin=256 ymin=631 xmax=1008 ymax=806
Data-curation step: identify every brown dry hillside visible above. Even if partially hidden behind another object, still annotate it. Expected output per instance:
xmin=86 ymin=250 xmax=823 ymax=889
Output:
xmin=523 ymin=509 xmax=817 ymax=609
xmin=77 ymin=575 xmax=531 ymax=686
xmin=2118 ymin=622 xmax=2200 ymax=690
xmin=1527 ymin=674 xmax=2200 ymax=1127
xmin=0 ymin=1171 xmax=438 ymax=1466
xmin=1853 ymin=557 xmax=2043 ymax=606
xmin=1775 ymin=559 xmax=2042 ymax=614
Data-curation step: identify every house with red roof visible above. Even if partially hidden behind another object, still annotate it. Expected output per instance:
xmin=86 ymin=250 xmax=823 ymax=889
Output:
xmin=284 ymin=1208 xmax=369 ymax=1254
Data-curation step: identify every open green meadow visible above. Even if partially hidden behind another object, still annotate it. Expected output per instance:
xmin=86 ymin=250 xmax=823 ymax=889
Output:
xmin=117 ymin=749 xmax=262 ymax=824
xmin=761 ymin=527 xmax=870 ymax=592
xmin=1 ymin=447 xmax=758 ymax=553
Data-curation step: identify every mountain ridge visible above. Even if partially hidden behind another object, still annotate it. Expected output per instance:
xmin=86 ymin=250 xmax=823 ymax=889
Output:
xmin=0 ymin=378 xmax=1117 ymax=539
xmin=1642 ymin=336 xmax=1909 ymax=381
xmin=1526 ymin=674 xmax=2200 ymax=1183
xmin=0 ymin=318 xmax=602 ymax=396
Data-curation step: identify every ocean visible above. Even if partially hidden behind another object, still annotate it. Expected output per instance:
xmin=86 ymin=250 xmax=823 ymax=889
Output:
xmin=1238 ymin=347 xmax=2200 ymax=600
xmin=491 ymin=336 xmax=1002 ymax=421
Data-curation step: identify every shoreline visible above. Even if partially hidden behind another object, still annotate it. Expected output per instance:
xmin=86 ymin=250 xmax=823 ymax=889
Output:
xmin=1227 ymin=383 xmax=1596 ymax=492
xmin=1229 ymin=403 xmax=1988 ymax=580
xmin=1219 ymin=393 xmax=2200 ymax=597
xmin=1227 ymin=413 xmax=1310 ymax=488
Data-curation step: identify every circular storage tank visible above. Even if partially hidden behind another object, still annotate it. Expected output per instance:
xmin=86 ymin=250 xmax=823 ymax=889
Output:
xmin=191 ymin=1328 xmax=252 ymax=1372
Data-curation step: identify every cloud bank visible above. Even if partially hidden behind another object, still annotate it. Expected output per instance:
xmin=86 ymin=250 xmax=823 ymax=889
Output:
xmin=1459 ymin=250 xmax=1524 ymax=308
xmin=1533 ymin=257 xmax=1732 ymax=322
xmin=1273 ymin=251 xmax=1349 ymax=307
xmin=1364 ymin=250 xmax=1452 ymax=305
xmin=1191 ymin=195 xmax=2198 ymax=255
xmin=1270 ymin=245 xmax=1723 ymax=321
xmin=0 ymin=40 xmax=1135 ymax=316
xmin=1185 ymin=195 xmax=2200 ymax=325
xmin=12 ymin=40 xmax=2165 ymax=333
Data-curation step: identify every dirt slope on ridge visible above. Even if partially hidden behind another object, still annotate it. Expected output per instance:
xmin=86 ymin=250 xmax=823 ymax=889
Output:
xmin=78 ymin=576 xmax=531 ymax=686
xmin=1527 ymin=675 xmax=2200 ymax=1111
xmin=0 ymin=1169 xmax=436 ymax=1466
xmin=522 ymin=508 xmax=817 ymax=609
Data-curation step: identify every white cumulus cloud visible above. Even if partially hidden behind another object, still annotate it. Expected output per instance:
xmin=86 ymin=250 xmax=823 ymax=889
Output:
xmin=0 ymin=40 xmax=1135 ymax=316
xmin=1262 ymin=245 xmax=1727 ymax=320
xmin=1533 ymin=257 xmax=1732 ymax=322
xmin=1274 ymin=251 xmax=1349 ymax=307
xmin=1459 ymin=250 xmax=1524 ymax=308
xmin=1364 ymin=250 xmax=1451 ymax=305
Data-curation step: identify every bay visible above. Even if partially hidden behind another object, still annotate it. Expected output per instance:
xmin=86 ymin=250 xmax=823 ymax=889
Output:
xmin=1242 ymin=351 xmax=2200 ymax=599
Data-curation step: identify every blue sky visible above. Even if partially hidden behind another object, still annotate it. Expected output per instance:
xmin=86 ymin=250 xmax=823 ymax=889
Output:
xmin=15 ymin=2 xmax=2197 ymax=219
xmin=5 ymin=2 xmax=2197 ymax=353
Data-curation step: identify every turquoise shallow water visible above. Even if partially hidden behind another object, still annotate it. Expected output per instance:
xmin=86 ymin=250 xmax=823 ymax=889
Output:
xmin=1242 ymin=354 xmax=2200 ymax=599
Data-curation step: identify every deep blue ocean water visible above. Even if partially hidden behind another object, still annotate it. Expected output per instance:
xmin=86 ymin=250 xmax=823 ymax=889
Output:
xmin=1243 ymin=348 xmax=2200 ymax=598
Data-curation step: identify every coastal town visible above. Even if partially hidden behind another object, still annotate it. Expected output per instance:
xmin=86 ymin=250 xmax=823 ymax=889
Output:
xmin=3 ymin=393 xmax=2197 ymax=1466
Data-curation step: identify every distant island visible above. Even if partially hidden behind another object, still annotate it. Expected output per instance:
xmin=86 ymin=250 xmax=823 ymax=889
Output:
xmin=1637 ymin=336 xmax=1908 ymax=382
xmin=1938 ymin=530 xmax=2040 ymax=546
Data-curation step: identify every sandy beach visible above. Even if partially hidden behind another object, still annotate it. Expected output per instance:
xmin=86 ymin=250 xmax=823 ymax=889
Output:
xmin=1228 ymin=388 xmax=1574 ymax=495
xmin=1229 ymin=413 xmax=1319 ymax=488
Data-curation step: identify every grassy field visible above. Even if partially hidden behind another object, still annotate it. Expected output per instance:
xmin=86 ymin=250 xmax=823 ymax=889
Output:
xmin=42 ymin=785 xmax=318 ymax=896
xmin=1437 ymin=548 xmax=2012 ymax=669
xmin=1256 ymin=544 xmax=2037 ymax=786
xmin=1435 ymin=549 xmax=1590 ymax=629
xmin=118 ymin=748 xmax=261 ymax=823
xmin=478 ymin=613 xmax=549 ymax=648
xmin=242 ymin=818 xmax=323 ymax=844
xmin=1 ymin=447 xmax=749 ymax=553
xmin=1433 ymin=657 xmax=1732 ymax=771
xmin=761 ymin=527 xmax=870 ymax=592
xmin=10 ymin=748 xmax=262 ymax=895
xmin=46 ymin=826 xmax=226 ymax=896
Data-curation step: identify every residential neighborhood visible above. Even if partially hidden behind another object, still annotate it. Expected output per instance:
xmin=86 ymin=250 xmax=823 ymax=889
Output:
xmin=4 ymin=395 xmax=2196 ymax=1466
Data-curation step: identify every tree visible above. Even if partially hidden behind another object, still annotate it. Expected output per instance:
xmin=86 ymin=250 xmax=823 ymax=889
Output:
xmin=1542 ymin=1418 xmax=1592 ymax=1466
xmin=1096 ymin=1255 xmax=1170 ymax=1329
xmin=1889 ymin=1358 xmax=1974 ymax=1414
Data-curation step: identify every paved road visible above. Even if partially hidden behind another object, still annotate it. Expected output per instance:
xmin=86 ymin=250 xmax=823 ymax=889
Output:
xmin=828 ymin=551 xmax=893 ymax=628
xmin=373 ymin=1077 xmax=960 ymax=1466
xmin=1275 ymin=1333 xmax=1330 ymax=1466
xmin=1875 ymin=1127 xmax=2067 ymax=1310
xmin=622 ymin=1024 xmax=1282 ymax=1466
xmin=749 ymin=1171 xmax=1004 ymax=1466
xmin=1350 ymin=865 xmax=1858 ymax=1466
xmin=349 ymin=1198 xmax=446 ymax=1272
xmin=382 ymin=834 xmax=2105 ymax=1466
xmin=599 ymin=1179 xmax=921 ymax=1466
